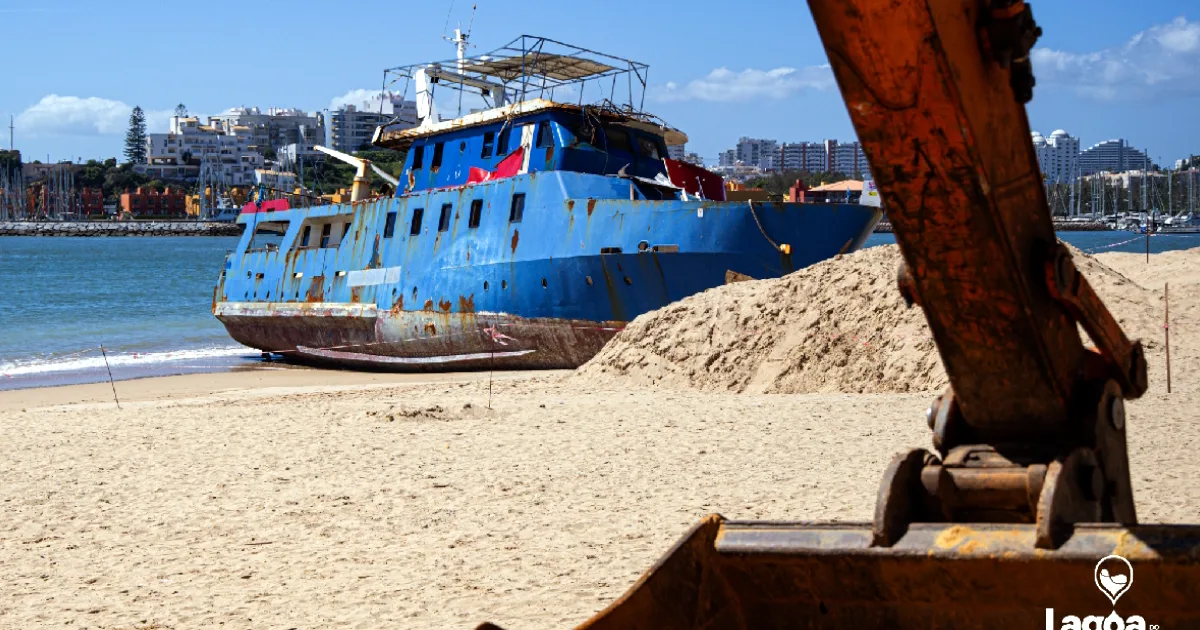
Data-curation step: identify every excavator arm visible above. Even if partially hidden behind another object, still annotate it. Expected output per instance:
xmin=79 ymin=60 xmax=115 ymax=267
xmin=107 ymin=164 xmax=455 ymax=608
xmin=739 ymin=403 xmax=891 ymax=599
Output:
xmin=477 ymin=1 xmax=1200 ymax=627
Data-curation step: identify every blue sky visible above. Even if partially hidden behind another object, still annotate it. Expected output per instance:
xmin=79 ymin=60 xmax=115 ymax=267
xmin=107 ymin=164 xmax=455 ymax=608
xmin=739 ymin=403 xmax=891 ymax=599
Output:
xmin=1 ymin=0 xmax=1198 ymax=166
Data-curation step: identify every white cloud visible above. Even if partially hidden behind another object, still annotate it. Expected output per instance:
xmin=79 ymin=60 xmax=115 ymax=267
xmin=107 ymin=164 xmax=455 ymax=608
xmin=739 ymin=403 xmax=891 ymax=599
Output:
xmin=16 ymin=95 xmax=172 ymax=137
xmin=1032 ymin=17 xmax=1200 ymax=101
xmin=651 ymin=65 xmax=835 ymax=103
xmin=329 ymin=88 xmax=385 ymax=111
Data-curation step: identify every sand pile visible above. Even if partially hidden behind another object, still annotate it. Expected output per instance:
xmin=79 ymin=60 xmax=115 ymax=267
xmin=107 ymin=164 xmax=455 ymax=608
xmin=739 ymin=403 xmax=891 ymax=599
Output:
xmin=580 ymin=245 xmax=942 ymax=394
xmin=580 ymin=243 xmax=1193 ymax=395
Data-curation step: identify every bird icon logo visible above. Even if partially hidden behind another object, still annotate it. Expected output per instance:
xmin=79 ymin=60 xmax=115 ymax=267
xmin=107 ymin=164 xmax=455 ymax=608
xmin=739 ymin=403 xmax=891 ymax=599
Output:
xmin=1094 ymin=555 xmax=1134 ymax=607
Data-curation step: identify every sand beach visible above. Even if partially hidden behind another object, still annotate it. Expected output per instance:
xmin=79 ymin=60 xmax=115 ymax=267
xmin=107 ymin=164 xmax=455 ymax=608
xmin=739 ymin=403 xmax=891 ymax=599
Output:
xmin=2 ymin=245 xmax=1197 ymax=629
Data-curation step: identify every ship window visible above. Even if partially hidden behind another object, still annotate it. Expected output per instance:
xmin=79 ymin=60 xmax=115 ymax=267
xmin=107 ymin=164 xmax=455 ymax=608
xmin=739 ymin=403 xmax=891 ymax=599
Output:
xmin=481 ymin=132 xmax=495 ymax=158
xmin=410 ymin=207 xmax=424 ymax=235
xmin=383 ymin=211 xmax=397 ymax=238
xmin=438 ymin=203 xmax=452 ymax=232
xmin=431 ymin=142 xmax=444 ymax=169
xmin=636 ymin=136 xmax=661 ymax=160
xmin=536 ymin=121 xmax=553 ymax=148
xmin=320 ymin=223 xmax=333 ymax=247
xmin=468 ymin=199 xmax=483 ymax=228
xmin=412 ymin=145 xmax=424 ymax=170
xmin=497 ymin=126 xmax=511 ymax=155
xmin=509 ymin=193 xmax=525 ymax=223
xmin=300 ymin=225 xmax=312 ymax=247
xmin=604 ymin=127 xmax=631 ymax=153
xmin=247 ymin=220 xmax=289 ymax=253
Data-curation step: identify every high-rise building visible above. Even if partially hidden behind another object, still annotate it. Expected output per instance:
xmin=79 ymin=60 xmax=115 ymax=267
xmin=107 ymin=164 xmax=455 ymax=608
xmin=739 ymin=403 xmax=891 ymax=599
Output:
xmin=736 ymin=137 xmax=778 ymax=170
xmin=1078 ymin=138 xmax=1152 ymax=176
xmin=667 ymin=143 xmax=686 ymax=161
xmin=830 ymin=140 xmax=870 ymax=177
xmin=326 ymin=93 xmax=418 ymax=153
xmin=1031 ymin=129 xmax=1079 ymax=183
xmin=779 ymin=142 xmax=829 ymax=172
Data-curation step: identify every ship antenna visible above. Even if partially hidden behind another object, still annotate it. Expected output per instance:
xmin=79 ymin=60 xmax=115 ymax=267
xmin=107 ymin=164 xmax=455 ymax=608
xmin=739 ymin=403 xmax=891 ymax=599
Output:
xmin=441 ymin=0 xmax=455 ymax=41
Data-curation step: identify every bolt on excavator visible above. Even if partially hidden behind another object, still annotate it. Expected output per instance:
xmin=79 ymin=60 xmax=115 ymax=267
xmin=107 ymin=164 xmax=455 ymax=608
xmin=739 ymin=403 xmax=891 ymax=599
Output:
xmin=476 ymin=0 xmax=1200 ymax=627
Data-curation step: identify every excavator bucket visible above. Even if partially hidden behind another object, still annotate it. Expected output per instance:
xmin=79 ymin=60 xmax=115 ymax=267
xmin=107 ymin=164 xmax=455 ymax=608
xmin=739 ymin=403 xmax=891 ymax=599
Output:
xmin=476 ymin=0 xmax=1200 ymax=627
xmin=518 ymin=516 xmax=1200 ymax=629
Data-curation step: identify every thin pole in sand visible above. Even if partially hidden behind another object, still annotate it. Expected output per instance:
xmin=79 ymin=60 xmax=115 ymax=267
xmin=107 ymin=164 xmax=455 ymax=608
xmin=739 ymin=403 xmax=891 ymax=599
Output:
xmin=99 ymin=344 xmax=121 ymax=409
xmin=1165 ymin=282 xmax=1172 ymax=394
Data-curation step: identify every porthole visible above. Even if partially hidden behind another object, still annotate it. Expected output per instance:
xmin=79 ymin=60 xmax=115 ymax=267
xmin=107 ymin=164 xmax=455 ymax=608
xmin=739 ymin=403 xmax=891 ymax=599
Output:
xmin=412 ymin=286 xmax=418 ymax=298
xmin=501 ymin=280 xmax=508 ymax=290
xmin=484 ymin=281 xmax=489 ymax=291
xmin=541 ymin=278 xmax=548 ymax=288
xmin=637 ymin=240 xmax=649 ymax=252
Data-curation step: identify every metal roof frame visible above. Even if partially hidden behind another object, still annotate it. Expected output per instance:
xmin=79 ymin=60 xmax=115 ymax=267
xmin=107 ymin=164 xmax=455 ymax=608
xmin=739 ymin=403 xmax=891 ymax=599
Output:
xmin=377 ymin=34 xmax=652 ymax=125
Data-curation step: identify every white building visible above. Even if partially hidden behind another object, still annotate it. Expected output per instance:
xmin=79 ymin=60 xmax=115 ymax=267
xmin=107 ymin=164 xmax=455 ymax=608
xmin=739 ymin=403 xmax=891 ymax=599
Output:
xmin=1031 ymin=129 xmax=1079 ymax=183
xmin=735 ymin=137 xmax=778 ymax=170
xmin=326 ymin=92 xmax=418 ymax=153
xmin=255 ymin=169 xmax=297 ymax=192
xmin=140 ymin=116 xmax=264 ymax=186
xmin=718 ymin=149 xmax=738 ymax=167
xmin=779 ymin=142 xmax=828 ymax=172
xmin=208 ymin=107 xmax=325 ymax=151
xmin=682 ymin=152 xmax=704 ymax=166
xmin=1078 ymin=139 xmax=1152 ymax=176
xmin=830 ymin=140 xmax=870 ymax=177
xmin=667 ymin=143 xmax=686 ymax=161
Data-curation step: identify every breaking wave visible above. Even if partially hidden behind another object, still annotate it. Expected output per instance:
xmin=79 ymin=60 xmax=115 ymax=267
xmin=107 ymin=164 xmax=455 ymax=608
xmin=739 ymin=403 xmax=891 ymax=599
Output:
xmin=0 ymin=345 xmax=254 ymax=378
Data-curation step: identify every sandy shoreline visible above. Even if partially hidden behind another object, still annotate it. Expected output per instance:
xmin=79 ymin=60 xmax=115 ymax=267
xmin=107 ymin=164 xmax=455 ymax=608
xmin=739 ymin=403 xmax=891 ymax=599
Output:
xmin=2 ymin=245 xmax=1198 ymax=629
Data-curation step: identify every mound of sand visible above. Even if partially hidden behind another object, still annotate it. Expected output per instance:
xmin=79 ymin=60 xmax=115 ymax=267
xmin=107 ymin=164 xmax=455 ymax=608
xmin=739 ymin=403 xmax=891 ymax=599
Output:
xmin=579 ymin=243 xmax=1191 ymax=395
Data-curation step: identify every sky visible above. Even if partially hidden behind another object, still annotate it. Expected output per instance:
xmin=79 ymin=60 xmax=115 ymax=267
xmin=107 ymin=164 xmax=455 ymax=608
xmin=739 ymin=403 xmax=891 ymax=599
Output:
xmin=1 ymin=0 xmax=1198 ymax=166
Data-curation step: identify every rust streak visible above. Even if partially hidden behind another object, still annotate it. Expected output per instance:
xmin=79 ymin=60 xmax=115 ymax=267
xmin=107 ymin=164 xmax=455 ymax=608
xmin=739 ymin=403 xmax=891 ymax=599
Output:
xmin=423 ymin=298 xmax=435 ymax=312
xmin=458 ymin=294 xmax=476 ymax=313
xmin=586 ymin=199 xmax=596 ymax=217
xmin=438 ymin=298 xmax=452 ymax=313
xmin=511 ymin=229 xmax=519 ymax=253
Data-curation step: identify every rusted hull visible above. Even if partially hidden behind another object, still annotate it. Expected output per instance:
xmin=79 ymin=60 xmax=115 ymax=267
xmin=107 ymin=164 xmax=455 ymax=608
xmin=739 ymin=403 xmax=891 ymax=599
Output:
xmin=215 ymin=302 xmax=620 ymax=370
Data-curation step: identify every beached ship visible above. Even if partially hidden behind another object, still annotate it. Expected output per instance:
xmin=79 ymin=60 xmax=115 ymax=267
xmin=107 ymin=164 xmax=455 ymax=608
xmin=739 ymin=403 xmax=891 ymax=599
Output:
xmin=212 ymin=33 xmax=882 ymax=370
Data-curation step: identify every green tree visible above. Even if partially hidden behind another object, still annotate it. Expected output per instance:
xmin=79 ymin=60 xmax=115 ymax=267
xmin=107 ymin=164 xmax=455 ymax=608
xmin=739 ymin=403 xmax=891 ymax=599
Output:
xmin=262 ymin=147 xmax=277 ymax=161
xmin=174 ymin=103 xmax=188 ymax=118
xmin=124 ymin=106 xmax=148 ymax=164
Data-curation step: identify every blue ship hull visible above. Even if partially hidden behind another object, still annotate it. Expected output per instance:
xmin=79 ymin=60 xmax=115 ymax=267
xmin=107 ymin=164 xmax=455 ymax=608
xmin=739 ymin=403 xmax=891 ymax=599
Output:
xmin=213 ymin=170 xmax=881 ymax=370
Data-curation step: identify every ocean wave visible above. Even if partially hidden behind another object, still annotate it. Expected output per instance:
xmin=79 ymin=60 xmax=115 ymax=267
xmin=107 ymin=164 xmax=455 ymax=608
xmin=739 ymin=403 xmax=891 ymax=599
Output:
xmin=0 ymin=346 xmax=255 ymax=378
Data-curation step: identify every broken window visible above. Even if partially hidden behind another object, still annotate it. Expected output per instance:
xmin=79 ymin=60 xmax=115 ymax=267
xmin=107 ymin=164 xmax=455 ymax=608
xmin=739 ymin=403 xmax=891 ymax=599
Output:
xmin=509 ymin=193 xmax=525 ymax=223
xmin=410 ymin=207 xmax=424 ymax=235
xmin=412 ymin=144 xmax=424 ymax=170
xmin=431 ymin=142 xmax=444 ymax=169
xmin=536 ymin=121 xmax=554 ymax=148
xmin=469 ymin=199 xmax=483 ymax=228
xmin=497 ymin=126 xmax=511 ymax=155
xmin=438 ymin=203 xmax=452 ymax=232
xmin=246 ymin=220 xmax=289 ymax=253
xmin=481 ymin=131 xmax=495 ymax=158
xmin=384 ymin=211 xmax=397 ymax=238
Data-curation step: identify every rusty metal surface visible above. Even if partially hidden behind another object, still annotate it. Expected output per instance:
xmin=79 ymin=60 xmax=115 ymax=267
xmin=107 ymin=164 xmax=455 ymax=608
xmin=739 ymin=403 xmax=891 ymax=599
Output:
xmin=215 ymin=301 xmax=622 ymax=371
xmin=807 ymin=0 xmax=1090 ymax=443
xmin=563 ymin=516 xmax=1200 ymax=629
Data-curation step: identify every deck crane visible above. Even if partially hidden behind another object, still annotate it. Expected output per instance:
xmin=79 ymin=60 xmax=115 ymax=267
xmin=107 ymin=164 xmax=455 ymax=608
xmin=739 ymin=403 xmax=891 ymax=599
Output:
xmin=476 ymin=0 xmax=1200 ymax=627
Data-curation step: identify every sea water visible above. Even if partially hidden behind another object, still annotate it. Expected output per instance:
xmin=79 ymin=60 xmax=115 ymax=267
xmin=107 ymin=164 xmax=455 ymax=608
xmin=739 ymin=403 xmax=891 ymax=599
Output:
xmin=0 ymin=231 xmax=1196 ymax=390
xmin=0 ymin=236 xmax=261 ymax=391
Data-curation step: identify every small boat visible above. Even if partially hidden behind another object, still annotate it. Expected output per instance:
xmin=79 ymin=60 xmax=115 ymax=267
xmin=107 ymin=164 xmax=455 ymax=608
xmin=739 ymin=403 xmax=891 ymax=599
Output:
xmin=211 ymin=33 xmax=882 ymax=370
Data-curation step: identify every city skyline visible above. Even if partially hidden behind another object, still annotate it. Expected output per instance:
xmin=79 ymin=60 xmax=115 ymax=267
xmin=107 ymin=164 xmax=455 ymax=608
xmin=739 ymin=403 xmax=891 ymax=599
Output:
xmin=1 ymin=0 xmax=1198 ymax=166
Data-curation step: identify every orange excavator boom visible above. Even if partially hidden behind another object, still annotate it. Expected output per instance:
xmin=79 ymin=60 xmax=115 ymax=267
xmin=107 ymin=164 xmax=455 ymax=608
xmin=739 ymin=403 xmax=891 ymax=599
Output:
xmin=477 ymin=1 xmax=1200 ymax=627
